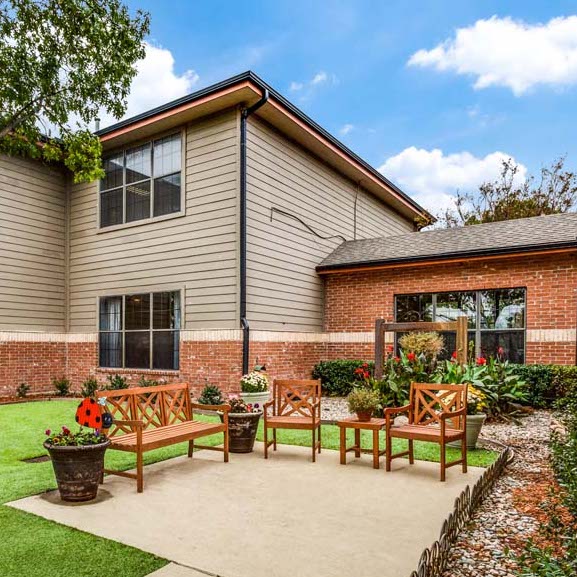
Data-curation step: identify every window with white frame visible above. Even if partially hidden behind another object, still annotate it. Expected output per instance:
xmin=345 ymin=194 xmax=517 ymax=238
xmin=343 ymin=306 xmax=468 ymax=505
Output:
xmin=394 ymin=288 xmax=526 ymax=363
xmin=99 ymin=133 xmax=182 ymax=228
xmin=99 ymin=291 xmax=181 ymax=370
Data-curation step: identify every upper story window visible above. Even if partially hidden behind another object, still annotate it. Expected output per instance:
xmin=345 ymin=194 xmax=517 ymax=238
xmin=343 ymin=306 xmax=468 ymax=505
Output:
xmin=100 ymin=133 xmax=182 ymax=228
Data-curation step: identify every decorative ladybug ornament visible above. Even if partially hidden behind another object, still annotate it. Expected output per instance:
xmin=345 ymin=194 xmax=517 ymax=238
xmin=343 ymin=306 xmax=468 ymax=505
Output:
xmin=75 ymin=397 xmax=103 ymax=428
xmin=102 ymin=411 xmax=114 ymax=428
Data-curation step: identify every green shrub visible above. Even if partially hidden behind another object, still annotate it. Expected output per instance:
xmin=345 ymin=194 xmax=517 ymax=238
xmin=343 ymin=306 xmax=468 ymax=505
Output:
xmin=137 ymin=376 xmax=160 ymax=388
xmin=511 ymin=365 xmax=577 ymax=408
xmin=104 ymin=374 xmax=128 ymax=390
xmin=312 ymin=360 xmax=375 ymax=396
xmin=80 ymin=377 xmax=99 ymax=398
xmin=198 ymin=384 xmax=223 ymax=405
xmin=16 ymin=382 xmax=30 ymax=398
xmin=52 ymin=377 xmax=71 ymax=396
xmin=347 ymin=388 xmax=380 ymax=414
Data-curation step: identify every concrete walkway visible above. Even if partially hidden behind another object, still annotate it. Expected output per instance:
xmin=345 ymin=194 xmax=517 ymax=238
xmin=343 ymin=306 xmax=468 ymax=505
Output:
xmin=9 ymin=444 xmax=483 ymax=577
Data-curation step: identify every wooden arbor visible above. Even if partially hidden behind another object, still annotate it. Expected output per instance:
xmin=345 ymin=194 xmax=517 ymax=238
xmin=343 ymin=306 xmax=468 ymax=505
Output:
xmin=374 ymin=316 xmax=468 ymax=379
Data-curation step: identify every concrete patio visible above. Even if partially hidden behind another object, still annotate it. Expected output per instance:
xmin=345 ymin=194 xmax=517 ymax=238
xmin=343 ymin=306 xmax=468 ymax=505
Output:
xmin=9 ymin=444 xmax=483 ymax=577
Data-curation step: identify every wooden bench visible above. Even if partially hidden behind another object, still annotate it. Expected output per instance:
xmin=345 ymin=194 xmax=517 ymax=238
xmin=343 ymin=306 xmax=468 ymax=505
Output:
xmin=263 ymin=379 xmax=321 ymax=462
xmin=97 ymin=383 xmax=230 ymax=492
xmin=384 ymin=382 xmax=467 ymax=481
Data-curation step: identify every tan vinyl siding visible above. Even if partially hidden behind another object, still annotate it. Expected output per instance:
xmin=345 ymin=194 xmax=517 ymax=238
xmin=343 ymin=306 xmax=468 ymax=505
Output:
xmin=246 ymin=117 xmax=413 ymax=332
xmin=0 ymin=155 xmax=66 ymax=330
xmin=68 ymin=109 xmax=239 ymax=332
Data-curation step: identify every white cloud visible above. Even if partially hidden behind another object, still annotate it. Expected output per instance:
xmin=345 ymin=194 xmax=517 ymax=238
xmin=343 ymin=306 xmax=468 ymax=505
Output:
xmin=408 ymin=15 xmax=577 ymax=95
xmin=339 ymin=123 xmax=354 ymax=135
xmin=288 ymin=71 xmax=338 ymax=100
xmin=379 ymin=147 xmax=527 ymax=213
xmin=312 ymin=71 xmax=328 ymax=85
xmin=100 ymin=42 xmax=199 ymax=128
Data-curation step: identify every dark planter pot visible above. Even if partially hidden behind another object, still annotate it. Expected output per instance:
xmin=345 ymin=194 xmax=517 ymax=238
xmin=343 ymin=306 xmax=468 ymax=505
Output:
xmin=44 ymin=439 xmax=110 ymax=502
xmin=356 ymin=410 xmax=373 ymax=422
xmin=220 ymin=412 xmax=261 ymax=453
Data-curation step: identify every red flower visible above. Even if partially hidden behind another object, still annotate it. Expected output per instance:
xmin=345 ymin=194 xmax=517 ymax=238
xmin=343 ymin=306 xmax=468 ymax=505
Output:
xmin=476 ymin=357 xmax=487 ymax=366
xmin=61 ymin=426 xmax=70 ymax=435
xmin=407 ymin=352 xmax=416 ymax=362
xmin=363 ymin=371 xmax=370 ymax=379
xmin=387 ymin=345 xmax=394 ymax=353
xmin=451 ymin=351 xmax=458 ymax=359
xmin=45 ymin=429 xmax=51 ymax=436
xmin=362 ymin=363 xmax=369 ymax=369
xmin=354 ymin=367 xmax=364 ymax=375
xmin=393 ymin=356 xmax=401 ymax=363
xmin=497 ymin=346 xmax=504 ymax=355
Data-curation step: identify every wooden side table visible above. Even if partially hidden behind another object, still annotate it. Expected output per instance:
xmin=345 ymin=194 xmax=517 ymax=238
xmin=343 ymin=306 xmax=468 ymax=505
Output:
xmin=337 ymin=417 xmax=387 ymax=469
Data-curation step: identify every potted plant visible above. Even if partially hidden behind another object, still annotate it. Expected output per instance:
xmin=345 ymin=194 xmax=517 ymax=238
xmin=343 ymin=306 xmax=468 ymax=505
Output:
xmin=219 ymin=397 xmax=262 ymax=453
xmin=240 ymin=368 xmax=270 ymax=407
xmin=347 ymin=388 xmax=381 ymax=422
xmin=449 ymin=385 xmax=487 ymax=450
xmin=44 ymin=425 xmax=110 ymax=502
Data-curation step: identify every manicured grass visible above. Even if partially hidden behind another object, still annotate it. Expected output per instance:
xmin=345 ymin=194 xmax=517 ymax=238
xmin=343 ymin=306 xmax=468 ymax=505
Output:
xmin=0 ymin=400 xmax=169 ymax=577
xmin=0 ymin=399 xmax=498 ymax=577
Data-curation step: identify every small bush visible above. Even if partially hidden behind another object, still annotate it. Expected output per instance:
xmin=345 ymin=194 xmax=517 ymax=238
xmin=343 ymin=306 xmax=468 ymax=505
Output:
xmin=104 ymin=374 xmax=128 ymax=390
xmin=198 ymin=384 xmax=223 ymax=405
xmin=16 ymin=383 xmax=30 ymax=398
xmin=52 ymin=377 xmax=71 ymax=396
xmin=347 ymin=388 xmax=380 ymax=414
xmin=137 ymin=376 xmax=160 ymax=387
xmin=398 ymin=331 xmax=444 ymax=359
xmin=511 ymin=364 xmax=577 ymax=408
xmin=80 ymin=377 xmax=99 ymax=398
xmin=312 ymin=360 xmax=375 ymax=396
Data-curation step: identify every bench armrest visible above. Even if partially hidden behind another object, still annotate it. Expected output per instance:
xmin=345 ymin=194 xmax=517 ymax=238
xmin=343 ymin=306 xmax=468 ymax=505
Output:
xmin=112 ymin=419 xmax=144 ymax=429
xmin=440 ymin=407 xmax=467 ymax=420
xmin=191 ymin=402 xmax=230 ymax=413
xmin=383 ymin=404 xmax=411 ymax=416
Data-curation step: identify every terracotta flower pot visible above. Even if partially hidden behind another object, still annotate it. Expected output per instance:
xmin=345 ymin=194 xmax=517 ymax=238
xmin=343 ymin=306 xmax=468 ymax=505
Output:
xmin=220 ymin=412 xmax=262 ymax=453
xmin=356 ymin=410 xmax=373 ymax=422
xmin=44 ymin=439 xmax=110 ymax=502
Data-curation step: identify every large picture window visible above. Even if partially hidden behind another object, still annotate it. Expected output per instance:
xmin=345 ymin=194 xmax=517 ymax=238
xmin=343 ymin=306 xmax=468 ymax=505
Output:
xmin=99 ymin=291 xmax=181 ymax=370
xmin=100 ymin=133 xmax=182 ymax=228
xmin=394 ymin=288 xmax=526 ymax=363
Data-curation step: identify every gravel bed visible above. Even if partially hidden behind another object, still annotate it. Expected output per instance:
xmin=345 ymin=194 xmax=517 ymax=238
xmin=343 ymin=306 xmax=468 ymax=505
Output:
xmin=441 ymin=410 xmax=553 ymax=577
xmin=321 ymin=396 xmax=353 ymax=421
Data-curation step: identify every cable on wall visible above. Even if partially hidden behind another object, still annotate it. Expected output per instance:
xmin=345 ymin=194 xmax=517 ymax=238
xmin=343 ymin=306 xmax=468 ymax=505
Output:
xmin=269 ymin=207 xmax=347 ymax=243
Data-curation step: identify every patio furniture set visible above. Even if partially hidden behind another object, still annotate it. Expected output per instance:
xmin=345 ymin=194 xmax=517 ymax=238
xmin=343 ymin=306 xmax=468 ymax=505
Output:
xmin=99 ymin=379 xmax=468 ymax=492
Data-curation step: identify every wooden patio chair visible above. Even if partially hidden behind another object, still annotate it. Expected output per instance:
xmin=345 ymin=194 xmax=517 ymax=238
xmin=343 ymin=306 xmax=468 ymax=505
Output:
xmin=384 ymin=382 xmax=468 ymax=481
xmin=263 ymin=379 xmax=322 ymax=462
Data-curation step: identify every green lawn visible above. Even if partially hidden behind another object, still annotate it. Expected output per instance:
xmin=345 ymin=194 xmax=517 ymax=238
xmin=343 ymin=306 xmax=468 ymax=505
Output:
xmin=0 ymin=399 xmax=498 ymax=577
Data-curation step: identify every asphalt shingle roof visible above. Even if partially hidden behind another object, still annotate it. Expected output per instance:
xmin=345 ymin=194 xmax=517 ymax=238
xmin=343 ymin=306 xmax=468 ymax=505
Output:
xmin=317 ymin=212 xmax=577 ymax=271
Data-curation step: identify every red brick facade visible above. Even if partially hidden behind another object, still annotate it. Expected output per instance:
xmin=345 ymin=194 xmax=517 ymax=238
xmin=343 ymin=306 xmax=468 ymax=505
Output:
xmin=323 ymin=252 xmax=577 ymax=365
xmin=2 ymin=252 xmax=574 ymax=399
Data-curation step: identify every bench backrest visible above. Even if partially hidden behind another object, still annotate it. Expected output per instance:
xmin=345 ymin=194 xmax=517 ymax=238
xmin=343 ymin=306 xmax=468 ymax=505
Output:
xmin=96 ymin=383 xmax=191 ymax=437
xmin=272 ymin=379 xmax=321 ymax=418
xmin=409 ymin=382 xmax=467 ymax=430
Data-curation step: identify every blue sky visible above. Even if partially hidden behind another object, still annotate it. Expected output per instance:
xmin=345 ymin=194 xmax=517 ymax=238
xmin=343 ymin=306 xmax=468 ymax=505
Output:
xmin=119 ymin=0 xmax=577 ymax=214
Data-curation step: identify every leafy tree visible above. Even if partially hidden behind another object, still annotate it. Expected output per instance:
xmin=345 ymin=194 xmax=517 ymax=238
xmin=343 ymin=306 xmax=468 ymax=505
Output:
xmin=0 ymin=0 xmax=150 ymax=182
xmin=439 ymin=157 xmax=577 ymax=227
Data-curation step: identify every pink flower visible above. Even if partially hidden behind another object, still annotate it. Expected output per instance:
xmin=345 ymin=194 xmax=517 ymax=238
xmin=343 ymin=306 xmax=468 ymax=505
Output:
xmin=476 ymin=357 xmax=487 ymax=366
xmin=497 ymin=346 xmax=504 ymax=355
xmin=45 ymin=429 xmax=51 ymax=436
xmin=407 ymin=352 xmax=416 ymax=362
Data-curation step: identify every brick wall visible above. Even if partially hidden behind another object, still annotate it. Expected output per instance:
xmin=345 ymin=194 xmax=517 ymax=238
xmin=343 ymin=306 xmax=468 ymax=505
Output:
xmin=323 ymin=252 xmax=577 ymax=365
xmin=0 ymin=341 xmax=66 ymax=397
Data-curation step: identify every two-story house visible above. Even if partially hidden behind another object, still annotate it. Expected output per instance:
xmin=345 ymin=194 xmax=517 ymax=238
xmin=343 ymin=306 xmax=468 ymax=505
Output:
xmin=1 ymin=71 xmax=575 ymax=397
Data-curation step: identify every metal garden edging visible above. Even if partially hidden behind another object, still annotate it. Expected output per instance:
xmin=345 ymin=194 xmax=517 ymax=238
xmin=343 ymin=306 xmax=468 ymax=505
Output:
xmin=409 ymin=441 xmax=514 ymax=577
